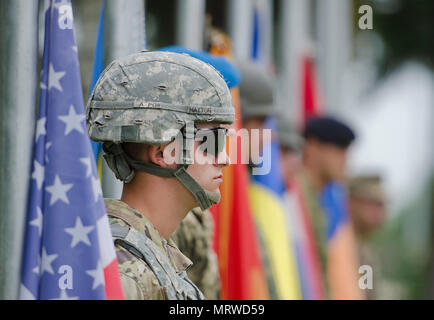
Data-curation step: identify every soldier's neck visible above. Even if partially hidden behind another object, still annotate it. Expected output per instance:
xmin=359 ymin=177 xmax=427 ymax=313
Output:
xmin=120 ymin=174 xmax=196 ymax=240
xmin=302 ymin=164 xmax=326 ymax=192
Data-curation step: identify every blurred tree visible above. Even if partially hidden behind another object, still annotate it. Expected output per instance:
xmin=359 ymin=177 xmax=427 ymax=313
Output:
xmin=354 ymin=0 xmax=434 ymax=76
xmin=353 ymin=0 xmax=434 ymax=300
xmin=370 ymin=184 xmax=432 ymax=299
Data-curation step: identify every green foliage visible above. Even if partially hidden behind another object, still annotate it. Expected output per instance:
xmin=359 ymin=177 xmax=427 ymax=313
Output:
xmin=355 ymin=0 xmax=434 ymax=76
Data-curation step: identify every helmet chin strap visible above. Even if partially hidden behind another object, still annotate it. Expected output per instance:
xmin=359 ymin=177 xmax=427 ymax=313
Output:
xmin=121 ymin=147 xmax=220 ymax=211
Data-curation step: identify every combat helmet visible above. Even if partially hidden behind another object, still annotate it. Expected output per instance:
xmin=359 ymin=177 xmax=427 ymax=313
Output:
xmin=237 ymin=61 xmax=277 ymax=122
xmin=86 ymin=51 xmax=235 ymax=210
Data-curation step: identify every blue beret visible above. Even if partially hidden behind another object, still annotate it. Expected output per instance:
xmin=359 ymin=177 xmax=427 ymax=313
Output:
xmin=157 ymin=45 xmax=241 ymax=89
xmin=303 ymin=116 xmax=356 ymax=148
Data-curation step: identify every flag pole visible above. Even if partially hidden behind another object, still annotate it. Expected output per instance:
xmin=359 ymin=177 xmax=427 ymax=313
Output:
xmin=316 ymin=0 xmax=353 ymax=112
xmin=277 ymin=0 xmax=310 ymax=127
xmin=226 ymin=0 xmax=253 ymax=61
xmin=176 ymin=0 xmax=205 ymax=50
xmin=0 ymin=0 xmax=39 ymax=299
xmin=101 ymin=0 xmax=145 ymax=199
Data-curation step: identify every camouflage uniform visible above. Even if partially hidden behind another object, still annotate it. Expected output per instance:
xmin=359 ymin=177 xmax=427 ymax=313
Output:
xmin=349 ymin=175 xmax=386 ymax=300
xmin=86 ymin=51 xmax=235 ymax=300
xmin=172 ymin=208 xmax=220 ymax=299
xmin=106 ymin=199 xmax=202 ymax=299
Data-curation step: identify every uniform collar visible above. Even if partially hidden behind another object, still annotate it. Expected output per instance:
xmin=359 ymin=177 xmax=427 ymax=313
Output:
xmin=104 ymin=198 xmax=193 ymax=273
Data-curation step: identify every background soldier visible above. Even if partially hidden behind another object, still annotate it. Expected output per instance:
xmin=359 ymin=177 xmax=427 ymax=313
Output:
xmin=237 ymin=61 xmax=280 ymax=299
xmin=237 ymin=61 xmax=277 ymax=165
xmin=349 ymin=175 xmax=387 ymax=299
xmin=86 ymin=51 xmax=234 ymax=299
xmin=292 ymin=116 xmax=364 ymax=299
xmin=171 ymin=207 xmax=220 ymax=299
xmin=276 ymin=116 xmax=303 ymax=187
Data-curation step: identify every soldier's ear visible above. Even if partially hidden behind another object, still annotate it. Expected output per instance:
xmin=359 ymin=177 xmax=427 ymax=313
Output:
xmin=148 ymin=145 xmax=177 ymax=169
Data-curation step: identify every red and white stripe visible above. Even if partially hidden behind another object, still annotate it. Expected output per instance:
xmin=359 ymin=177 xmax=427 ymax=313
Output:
xmin=96 ymin=214 xmax=125 ymax=300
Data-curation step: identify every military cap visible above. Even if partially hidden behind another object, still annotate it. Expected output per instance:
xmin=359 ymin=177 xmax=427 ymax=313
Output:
xmin=276 ymin=116 xmax=303 ymax=151
xmin=237 ymin=61 xmax=277 ymax=121
xmin=349 ymin=175 xmax=385 ymax=203
xmin=303 ymin=116 xmax=356 ymax=148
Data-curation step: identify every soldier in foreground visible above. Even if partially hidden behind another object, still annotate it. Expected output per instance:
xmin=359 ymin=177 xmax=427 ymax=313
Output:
xmin=86 ymin=51 xmax=234 ymax=299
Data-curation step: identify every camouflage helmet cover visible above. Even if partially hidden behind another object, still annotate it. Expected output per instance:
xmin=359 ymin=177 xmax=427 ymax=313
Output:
xmin=86 ymin=51 xmax=235 ymax=145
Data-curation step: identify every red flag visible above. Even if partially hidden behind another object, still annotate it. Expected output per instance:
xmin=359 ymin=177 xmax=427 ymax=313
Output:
xmin=210 ymin=87 xmax=269 ymax=300
xmin=302 ymin=55 xmax=323 ymax=124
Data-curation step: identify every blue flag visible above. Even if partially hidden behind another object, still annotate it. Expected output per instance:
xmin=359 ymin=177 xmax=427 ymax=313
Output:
xmin=20 ymin=0 xmax=122 ymax=300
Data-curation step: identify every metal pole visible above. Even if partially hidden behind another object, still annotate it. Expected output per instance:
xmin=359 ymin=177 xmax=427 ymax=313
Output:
xmin=0 ymin=0 xmax=39 ymax=299
xmin=278 ymin=0 xmax=310 ymax=126
xmin=227 ymin=0 xmax=253 ymax=60
xmin=316 ymin=0 xmax=353 ymax=112
xmin=102 ymin=0 xmax=145 ymax=199
xmin=176 ymin=0 xmax=205 ymax=50
xmin=260 ymin=0 xmax=273 ymax=67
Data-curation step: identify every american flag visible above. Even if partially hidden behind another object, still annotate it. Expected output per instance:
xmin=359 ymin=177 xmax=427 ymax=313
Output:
xmin=20 ymin=0 xmax=124 ymax=300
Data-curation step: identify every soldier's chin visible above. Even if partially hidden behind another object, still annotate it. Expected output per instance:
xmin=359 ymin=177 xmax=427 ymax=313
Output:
xmin=206 ymin=185 xmax=221 ymax=195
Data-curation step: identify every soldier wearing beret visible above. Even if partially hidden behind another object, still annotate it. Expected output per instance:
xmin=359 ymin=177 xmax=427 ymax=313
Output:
xmin=291 ymin=115 xmax=364 ymax=299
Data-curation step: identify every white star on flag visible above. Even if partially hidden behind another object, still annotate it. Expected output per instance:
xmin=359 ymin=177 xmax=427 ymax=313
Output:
xmin=32 ymin=255 xmax=40 ymax=275
xmin=80 ymin=157 xmax=92 ymax=177
xmin=47 ymin=63 xmax=66 ymax=92
xmin=45 ymin=175 xmax=73 ymax=206
xmin=29 ymin=207 xmax=43 ymax=237
xmin=64 ymin=217 xmax=95 ymax=248
xmin=31 ymin=160 xmax=45 ymax=190
xmin=86 ymin=261 xmax=105 ymax=290
xmin=91 ymin=176 xmax=103 ymax=203
xmin=58 ymin=105 xmax=85 ymax=135
xmin=40 ymin=247 xmax=58 ymax=275
xmin=35 ymin=117 xmax=46 ymax=141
